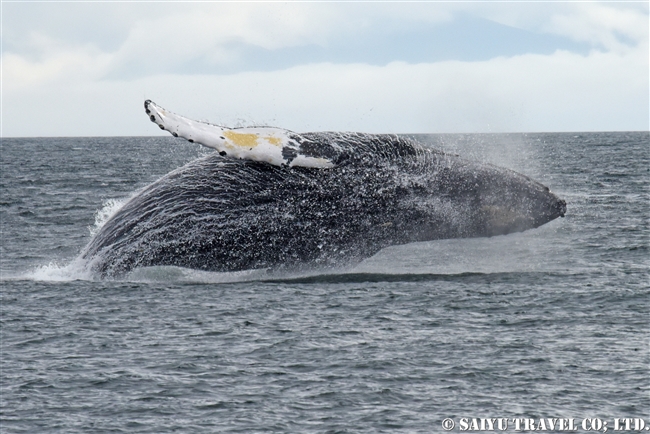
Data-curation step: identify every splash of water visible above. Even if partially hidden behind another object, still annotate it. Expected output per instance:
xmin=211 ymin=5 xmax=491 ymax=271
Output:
xmin=125 ymin=266 xmax=272 ymax=284
xmin=89 ymin=198 xmax=129 ymax=237
xmin=24 ymin=258 xmax=94 ymax=282
xmin=14 ymin=198 xmax=132 ymax=282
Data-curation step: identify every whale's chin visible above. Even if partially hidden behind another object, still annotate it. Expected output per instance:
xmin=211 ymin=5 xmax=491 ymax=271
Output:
xmin=479 ymin=198 xmax=566 ymax=236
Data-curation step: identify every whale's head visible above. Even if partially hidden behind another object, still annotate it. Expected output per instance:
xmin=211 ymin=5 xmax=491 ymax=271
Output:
xmin=459 ymin=161 xmax=566 ymax=238
xmin=406 ymin=156 xmax=566 ymax=241
xmin=475 ymin=173 xmax=566 ymax=237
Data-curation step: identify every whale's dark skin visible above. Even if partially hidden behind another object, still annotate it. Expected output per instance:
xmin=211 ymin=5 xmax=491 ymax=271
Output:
xmin=81 ymin=132 xmax=566 ymax=278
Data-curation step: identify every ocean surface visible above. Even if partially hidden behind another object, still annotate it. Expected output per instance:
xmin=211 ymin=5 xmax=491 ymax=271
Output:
xmin=1 ymin=132 xmax=648 ymax=433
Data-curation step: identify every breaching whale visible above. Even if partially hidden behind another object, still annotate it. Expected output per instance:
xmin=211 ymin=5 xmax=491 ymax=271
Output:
xmin=80 ymin=100 xmax=566 ymax=278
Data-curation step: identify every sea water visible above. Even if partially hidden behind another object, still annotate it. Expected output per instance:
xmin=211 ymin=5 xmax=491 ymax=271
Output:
xmin=1 ymin=132 xmax=648 ymax=432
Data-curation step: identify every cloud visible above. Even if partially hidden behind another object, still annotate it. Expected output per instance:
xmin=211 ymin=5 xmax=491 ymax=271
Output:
xmin=3 ymin=32 xmax=111 ymax=90
xmin=105 ymin=3 xmax=339 ymax=77
xmin=472 ymin=2 xmax=648 ymax=49
xmin=1 ymin=2 xmax=648 ymax=136
xmin=4 ymin=44 xmax=646 ymax=137
xmin=544 ymin=3 xmax=649 ymax=53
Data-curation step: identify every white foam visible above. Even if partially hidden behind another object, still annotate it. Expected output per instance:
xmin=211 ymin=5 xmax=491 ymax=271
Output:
xmin=21 ymin=258 xmax=94 ymax=282
xmin=125 ymin=266 xmax=271 ymax=284
xmin=7 ymin=198 xmax=131 ymax=282
xmin=89 ymin=197 xmax=129 ymax=236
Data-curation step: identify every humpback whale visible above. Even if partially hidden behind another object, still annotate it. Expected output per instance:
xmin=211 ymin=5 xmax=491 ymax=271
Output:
xmin=81 ymin=100 xmax=566 ymax=278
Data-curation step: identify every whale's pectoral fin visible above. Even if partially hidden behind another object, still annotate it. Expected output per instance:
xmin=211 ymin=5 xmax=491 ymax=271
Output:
xmin=144 ymin=100 xmax=335 ymax=168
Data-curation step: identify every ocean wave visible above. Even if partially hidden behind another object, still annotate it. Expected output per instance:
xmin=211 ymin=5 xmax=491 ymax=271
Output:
xmin=14 ymin=258 xmax=94 ymax=282
xmin=11 ymin=263 xmax=567 ymax=285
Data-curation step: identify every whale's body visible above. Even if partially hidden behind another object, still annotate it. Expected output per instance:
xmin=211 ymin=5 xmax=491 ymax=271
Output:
xmin=81 ymin=101 xmax=566 ymax=278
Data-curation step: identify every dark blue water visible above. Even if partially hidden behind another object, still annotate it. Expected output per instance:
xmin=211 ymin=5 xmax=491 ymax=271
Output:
xmin=1 ymin=132 xmax=648 ymax=432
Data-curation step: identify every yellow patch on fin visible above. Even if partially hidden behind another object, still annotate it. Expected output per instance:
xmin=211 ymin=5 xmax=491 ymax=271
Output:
xmin=265 ymin=136 xmax=282 ymax=146
xmin=224 ymin=131 xmax=260 ymax=148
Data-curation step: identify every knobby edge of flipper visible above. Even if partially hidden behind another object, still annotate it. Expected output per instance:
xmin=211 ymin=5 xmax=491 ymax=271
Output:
xmin=145 ymin=100 xmax=335 ymax=168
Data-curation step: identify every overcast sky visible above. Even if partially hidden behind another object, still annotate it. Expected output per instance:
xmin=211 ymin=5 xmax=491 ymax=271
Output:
xmin=2 ymin=1 xmax=648 ymax=137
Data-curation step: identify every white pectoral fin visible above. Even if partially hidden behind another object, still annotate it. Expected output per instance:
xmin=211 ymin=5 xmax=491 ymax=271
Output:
xmin=144 ymin=100 xmax=334 ymax=168
xmin=145 ymin=99 xmax=226 ymax=149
